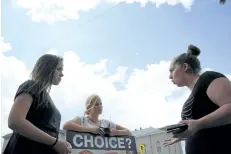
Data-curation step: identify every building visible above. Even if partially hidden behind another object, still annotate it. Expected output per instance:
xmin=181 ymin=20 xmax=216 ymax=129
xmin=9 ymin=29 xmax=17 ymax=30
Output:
xmin=132 ymin=127 xmax=183 ymax=154
xmin=2 ymin=127 xmax=183 ymax=154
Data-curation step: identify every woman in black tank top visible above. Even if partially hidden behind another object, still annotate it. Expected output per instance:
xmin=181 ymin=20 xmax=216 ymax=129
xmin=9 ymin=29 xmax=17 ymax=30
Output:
xmin=3 ymin=54 xmax=72 ymax=154
xmin=164 ymin=45 xmax=231 ymax=154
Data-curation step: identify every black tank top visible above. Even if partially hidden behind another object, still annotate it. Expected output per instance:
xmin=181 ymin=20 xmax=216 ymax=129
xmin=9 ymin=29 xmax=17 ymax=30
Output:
xmin=181 ymin=71 xmax=231 ymax=154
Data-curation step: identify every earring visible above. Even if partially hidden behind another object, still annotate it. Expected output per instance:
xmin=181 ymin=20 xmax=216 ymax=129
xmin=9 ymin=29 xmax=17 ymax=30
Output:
xmin=185 ymin=69 xmax=192 ymax=74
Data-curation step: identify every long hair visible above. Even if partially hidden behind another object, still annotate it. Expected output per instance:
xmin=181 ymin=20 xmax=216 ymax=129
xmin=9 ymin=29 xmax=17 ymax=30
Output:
xmin=28 ymin=54 xmax=63 ymax=108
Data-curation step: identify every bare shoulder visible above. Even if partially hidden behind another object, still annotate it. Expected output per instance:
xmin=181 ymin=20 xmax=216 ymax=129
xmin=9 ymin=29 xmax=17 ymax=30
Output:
xmin=70 ymin=116 xmax=82 ymax=124
xmin=207 ymin=77 xmax=231 ymax=106
xmin=9 ymin=93 xmax=34 ymax=126
xmin=12 ymin=93 xmax=34 ymax=114
xmin=15 ymin=93 xmax=33 ymax=104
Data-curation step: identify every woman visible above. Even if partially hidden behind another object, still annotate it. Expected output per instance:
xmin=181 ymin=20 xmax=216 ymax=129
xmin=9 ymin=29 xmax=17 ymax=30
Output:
xmin=164 ymin=45 xmax=231 ymax=154
xmin=63 ymin=94 xmax=132 ymax=136
xmin=4 ymin=54 xmax=72 ymax=154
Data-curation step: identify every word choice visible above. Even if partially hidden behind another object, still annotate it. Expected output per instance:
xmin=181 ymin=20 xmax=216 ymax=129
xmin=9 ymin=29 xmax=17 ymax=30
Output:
xmin=72 ymin=134 xmax=131 ymax=149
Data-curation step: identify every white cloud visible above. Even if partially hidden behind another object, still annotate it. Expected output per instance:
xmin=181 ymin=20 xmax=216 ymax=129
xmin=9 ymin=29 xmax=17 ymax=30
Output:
xmin=2 ymin=38 xmax=230 ymax=153
xmin=1 ymin=37 xmax=187 ymax=136
xmin=13 ymin=0 xmax=194 ymax=23
xmin=0 ymin=37 xmax=12 ymax=53
xmin=46 ymin=48 xmax=58 ymax=55
xmin=1 ymin=40 xmax=31 ymax=137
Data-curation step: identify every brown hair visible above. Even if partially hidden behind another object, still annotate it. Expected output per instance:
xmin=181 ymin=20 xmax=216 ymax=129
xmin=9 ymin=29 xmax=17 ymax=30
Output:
xmin=31 ymin=54 xmax=63 ymax=91
xmin=28 ymin=54 xmax=63 ymax=108
xmin=172 ymin=44 xmax=201 ymax=74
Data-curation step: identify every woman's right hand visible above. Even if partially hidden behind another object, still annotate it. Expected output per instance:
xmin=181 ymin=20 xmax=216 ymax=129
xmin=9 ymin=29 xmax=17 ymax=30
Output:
xmin=53 ymin=139 xmax=72 ymax=154
xmin=163 ymin=137 xmax=182 ymax=147
xmin=89 ymin=127 xmax=101 ymax=135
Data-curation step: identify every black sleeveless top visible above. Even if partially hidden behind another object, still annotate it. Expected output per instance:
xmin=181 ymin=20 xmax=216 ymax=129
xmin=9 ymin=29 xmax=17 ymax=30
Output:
xmin=4 ymin=80 xmax=61 ymax=154
xmin=181 ymin=71 xmax=231 ymax=154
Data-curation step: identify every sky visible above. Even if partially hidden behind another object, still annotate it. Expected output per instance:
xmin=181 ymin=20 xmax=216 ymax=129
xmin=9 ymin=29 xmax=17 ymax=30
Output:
xmin=1 ymin=0 xmax=231 ymax=153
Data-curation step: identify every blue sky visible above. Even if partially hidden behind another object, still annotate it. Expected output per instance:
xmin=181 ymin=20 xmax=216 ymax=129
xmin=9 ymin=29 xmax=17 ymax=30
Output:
xmin=2 ymin=0 xmax=231 ymax=73
xmin=1 ymin=1 xmax=231 ymax=152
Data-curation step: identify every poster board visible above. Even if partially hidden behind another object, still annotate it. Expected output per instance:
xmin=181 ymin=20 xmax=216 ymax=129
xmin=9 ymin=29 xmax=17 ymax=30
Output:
xmin=66 ymin=130 xmax=137 ymax=154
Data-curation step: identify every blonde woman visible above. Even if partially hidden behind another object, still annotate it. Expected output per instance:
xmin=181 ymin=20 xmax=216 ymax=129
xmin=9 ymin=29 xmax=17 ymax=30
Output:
xmin=63 ymin=94 xmax=132 ymax=136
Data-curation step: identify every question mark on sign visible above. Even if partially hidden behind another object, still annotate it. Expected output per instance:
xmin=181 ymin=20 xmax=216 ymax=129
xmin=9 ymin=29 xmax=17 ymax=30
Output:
xmin=126 ymin=138 xmax=132 ymax=148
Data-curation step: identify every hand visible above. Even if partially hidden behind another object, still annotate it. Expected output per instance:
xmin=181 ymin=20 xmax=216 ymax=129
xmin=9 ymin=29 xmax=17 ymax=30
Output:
xmin=173 ymin=119 xmax=202 ymax=139
xmin=163 ymin=137 xmax=182 ymax=147
xmin=53 ymin=139 xmax=72 ymax=154
xmin=66 ymin=142 xmax=72 ymax=149
xmin=90 ymin=127 xmax=101 ymax=135
xmin=163 ymin=138 xmax=183 ymax=147
xmin=109 ymin=128 xmax=120 ymax=136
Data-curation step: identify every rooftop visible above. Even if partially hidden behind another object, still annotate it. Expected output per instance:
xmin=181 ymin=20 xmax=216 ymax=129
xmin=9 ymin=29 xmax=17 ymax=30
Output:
xmin=131 ymin=127 xmax=165 ymax=137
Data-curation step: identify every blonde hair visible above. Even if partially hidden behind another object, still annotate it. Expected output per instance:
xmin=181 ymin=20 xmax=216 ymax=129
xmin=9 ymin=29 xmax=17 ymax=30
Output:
xmin=84 ymin=94 xmax=101 ymax=116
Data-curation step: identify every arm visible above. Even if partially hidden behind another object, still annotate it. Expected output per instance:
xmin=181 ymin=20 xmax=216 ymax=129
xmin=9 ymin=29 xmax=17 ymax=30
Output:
xmin=8 ymin=93 xmax=56 ymax=146
xmin=115 ymin=124 xmax=132 ymax=136
xmin=198 ymin=77 xmax=231 ymax=130
xmin=63 ymin=117 xmax=94 ymax=133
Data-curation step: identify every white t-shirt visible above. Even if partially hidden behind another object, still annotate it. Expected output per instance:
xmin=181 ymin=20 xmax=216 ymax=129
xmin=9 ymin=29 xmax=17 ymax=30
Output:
xmin=79 ymin=116 xmax=116 ymax=129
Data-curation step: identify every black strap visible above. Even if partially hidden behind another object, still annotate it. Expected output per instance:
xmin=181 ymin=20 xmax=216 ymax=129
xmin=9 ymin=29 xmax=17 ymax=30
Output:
xmin=51 ymin=137 xmax=58 ymax=148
